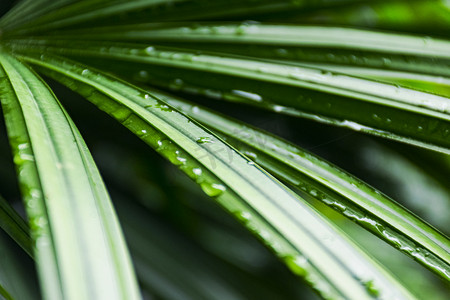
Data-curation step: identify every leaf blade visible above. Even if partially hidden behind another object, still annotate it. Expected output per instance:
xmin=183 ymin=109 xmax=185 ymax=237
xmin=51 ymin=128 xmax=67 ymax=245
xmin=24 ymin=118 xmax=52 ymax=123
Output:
xmin=0 ymin=52 xmax=141 ymax=300
xmin=31 ymin=24 xmax=450 ymax=75
xmin=24 ymin=52 xmax=417 ymax=300
xmin=7 ymin=40 xmax=450 ymax=154
xmin=152 ymin=89 xmax=450 ymax=280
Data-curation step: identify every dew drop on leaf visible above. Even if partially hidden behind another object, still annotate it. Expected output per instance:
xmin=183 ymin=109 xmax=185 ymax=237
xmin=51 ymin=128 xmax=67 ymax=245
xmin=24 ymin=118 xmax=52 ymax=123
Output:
xmin=201 ymin=182 xmax=226 ymax=197
xmin=363 ymin=280 xmax=380 ymax=297
xmin=145 ymin=46 xmax=155 ymax=54
xmin=196 ymin=137 xmax=213 ymax=144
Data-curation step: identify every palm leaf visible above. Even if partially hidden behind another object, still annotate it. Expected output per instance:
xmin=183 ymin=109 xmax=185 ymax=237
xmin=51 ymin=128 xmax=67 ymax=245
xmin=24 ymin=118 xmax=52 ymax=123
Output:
xmin=6 ymin=39 xmax=450 ymax=154
xmin=31 ymin=24 xmax=450 ymax=76
xmin=0 ymin=52 xmax=140 ymax=300
xmin=149 ymin=89 xmax=450 ymax=280
xmin=279 ymin=64 xmax=450 ymax=97
xmin=21 ymin=51 xmax=417 ymax=299
xmin=1 ymin=0 xmax=373 ymax=35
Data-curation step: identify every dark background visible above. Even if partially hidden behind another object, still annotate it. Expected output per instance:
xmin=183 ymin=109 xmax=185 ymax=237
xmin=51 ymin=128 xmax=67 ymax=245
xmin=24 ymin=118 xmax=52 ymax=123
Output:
xmin=0 ymin=0 xmax=15 ymax=17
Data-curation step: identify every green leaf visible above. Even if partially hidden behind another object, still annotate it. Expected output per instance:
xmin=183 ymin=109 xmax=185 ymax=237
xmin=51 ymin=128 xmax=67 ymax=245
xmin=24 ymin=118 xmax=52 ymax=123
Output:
xmin=0 ymin=52 xmax=141 ymax=300
xmin=7 ymin=39 xmax=450 ymax=154
xmin=151 ymin=89 xmax=450 ymax=280
xmin=279 ymin=64 xmax=450 ymax=97
xmin=33 ymin=24 xmax=450 ymax=76
xmin=2 ymin=1 xmax=373 ymax=36
xmin=0 ymin=194 xmax=33 ymax=257
xmin=23 ymin=52 xmax=417 ymax=300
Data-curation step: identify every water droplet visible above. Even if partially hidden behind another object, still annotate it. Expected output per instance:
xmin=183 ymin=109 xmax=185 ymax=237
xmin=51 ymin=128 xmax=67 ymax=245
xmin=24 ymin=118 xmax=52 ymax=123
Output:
xmin=372 ymin=114 xmax=382 ymax=122
xmin=289 ymin=72 xmax=307 ymax=81
xmin=138 ymin=70 xmax=149 ymax=79
xmin=201 ymin=182 xmax=226 ymax=197
xmin=32 ymin=216 xmax=47 ymax=229
xmin=235 ymin=25 xmax=246 ymax=35
xmin=18 ymin=143 xmax=29 ymax=150
xmin=155 ymin=103 xmax=172 ymax=112
xmin=326 ymin=53 xmax=335 ymax=60
xmin=382 ymin=57 xmax=392 ymax=66
xmin=363 ymin=280 xmax=379 ymax=297
xmin=231 ymin=90 xmax=262 ymax=102
xmin=273 ymin=105 xmax=285 ymax=112
xmin=341 ymin=120 xmax=364 ymax=131
xmin=176 ymin=156 xmax=186 ymax=164
xmin=204 ymin=89 xmax=222 ymax=99
xmin=129 ymin=48 xmax=140 ymax=55
xmin=284 ymin=255 xmax=308 ymax=277
xmin=192 ymin=168 xmax=202 ymax=176
xmin=27 ymin=198 xmax=37 ymax=209
xmin=169 ymin=78 xmax=184 ymax=90
xmin=242 ymin=151 xmax=257 ymax=160
xmin=276 ymin=48 xmax=288 ymax=57
xmin=145 ymin=46 xmax=155 ymax=54
xmin=81 ymin=69 xmax=90 ymax=76
xmin=240 ymin=211 xmax=251 ymax=221
xmin=257 ymin=67 xmax=270 ymax=74
xmin=196 ymin=137 xmax=213 ymax=144
xmin=235 ymin=211 xmax=251 ymax=223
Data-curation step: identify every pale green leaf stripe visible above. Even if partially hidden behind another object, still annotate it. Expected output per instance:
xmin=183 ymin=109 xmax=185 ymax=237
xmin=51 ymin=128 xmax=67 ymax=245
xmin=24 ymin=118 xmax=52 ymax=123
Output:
xmin=0 ymin=52 xmax=141 ymax=300
xmin=51 ymin=24 xmax=450 ymax=58
xmin=7 ymin=40 xmax=450 ymax=153
xmin=0 ymin=194 xmax=33 ymax=257
xmin=153 ymin=90 xmax=450 ymax=280
xmin=24 ymin=52 xmax=417 ymax=300
xmin=38 ymin=24 xmax=450 ymax=76
xmin=277 ymin=63 xmax=450 ymax=97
